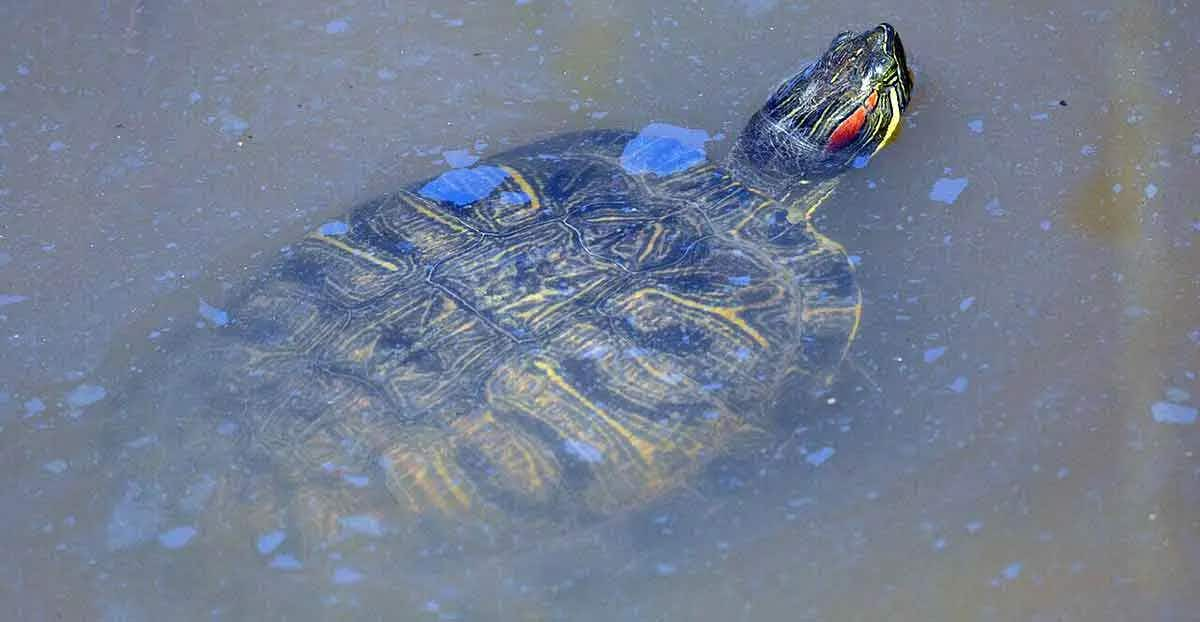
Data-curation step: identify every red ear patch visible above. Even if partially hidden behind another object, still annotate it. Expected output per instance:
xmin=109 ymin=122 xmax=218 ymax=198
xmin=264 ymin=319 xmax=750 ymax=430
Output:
xmin=827 ymin=105 xmax=867 ymax=151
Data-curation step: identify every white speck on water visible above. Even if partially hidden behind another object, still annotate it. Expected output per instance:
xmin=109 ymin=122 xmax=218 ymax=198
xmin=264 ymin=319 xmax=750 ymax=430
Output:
xmin=1165 ymin=387 xmax=1191 ymax=403
xmin=923 ymin=347 xmax=947 ymax=364
xmin=158 ymin=526 xmax=197 ymax=549
xmin=967 ymin=119 xmax=983 ymax=133
xmin=0 ymin=294 xmax=29 ymax=307
xmin=48 ymin=141 xmax=66 ymax=152
xmin=727 ymin=275 xmax=752 ymax=286
xmin=24 ymin=398 xmax=46 ymax=417
xmin=564 ymin=439 xmax=604 ymax=463
xmin=332 ymin=566 xmax=363 ymax=585
xmin=1150 ymin=401 xmax=1197 ymax=425
xmin=1030 ymin=112 xmax=1049 ymax=121
xmin=959 ymin=297 xmax=975 ymax=312
xmin=1040 ymin=220 xmax=1052 ymax=231
xmin=965 ymin=520 xmax=984 ymax=534
xmin=342 ymin=473 xmax=370 ymax=487
xmin=1080 ymin=144 xmax=1097 ymax=156
xmin=270 ymin=554 xmax=302 ymax=570
xmin=847 ymin=255 xmax=862 ymax=267
xmin=339 ymin=514 xmax=384 ymax=537
xmin=1112 ymin=183 xmax=1123 ymax=194
xmin=325 ymin=19 xmax=349 ymax=34
xmin=376 ymin=68 xmax=397 ymax=81
xmin=1144 ymin=183 xmax=1158 ymax=199
xmin=217 ymin=421 xmax=238 ymax=435
xmin=983 ymin=197 xmax=1005 ymax=217
xmin=948 ymin=376 xmax=969 ymax=393
xmin=1056 ymin=466 xmax=1070 ymax=479
xmin=0 ymin=82 xmax=6 ymax=93
xmin=1193 ymin=143 xmax=1200 ymax=156
xmin=318 ymin=220 xmax=349 ymax=236
xmin=256 ymin=530 xmax=286 ymax=555
xmin=806 ymin=446 xmax=835 ymax=466
xmin=442 ymin=149 xmax=479 ymax=168
xmin=933 ymin=537 xmax=948 ymax=551
xmin=66 ymin=383 xmax=107 ymax=408
xmin=655 ymin=562 xmax=677 ymax=576
xmin=43 ymin=459 xmax=68 ymax=474
xmin=189 ymin=91 xmax=202 ymax=104
xmin=198 ymin=300 xmax=229 ymax=327
xmin=1002 ymin=562 xmax=1022 ymax=581
xmin=17 ymin=64 xmax=30 ymax=76
xmin=929 ymin=177 xmax=969 ymax=204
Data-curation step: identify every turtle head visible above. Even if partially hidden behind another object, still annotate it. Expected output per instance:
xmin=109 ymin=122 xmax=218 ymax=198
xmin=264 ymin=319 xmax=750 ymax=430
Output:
xmin=729 ymin=23 xmax=913 ymax=190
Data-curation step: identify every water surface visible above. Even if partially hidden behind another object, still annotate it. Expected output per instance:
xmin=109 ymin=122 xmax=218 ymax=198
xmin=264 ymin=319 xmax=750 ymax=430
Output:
xmin=2 ymin=1 xmax=1198 ymax=620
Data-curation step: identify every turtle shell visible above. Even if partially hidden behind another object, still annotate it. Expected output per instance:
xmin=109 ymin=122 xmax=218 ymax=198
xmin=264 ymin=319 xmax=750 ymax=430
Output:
xmin=212 ymin=129 xmax=859 ymax=529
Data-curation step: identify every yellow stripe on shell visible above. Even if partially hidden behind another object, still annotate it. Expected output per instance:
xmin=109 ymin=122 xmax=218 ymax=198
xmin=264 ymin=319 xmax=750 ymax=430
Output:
xmin=533 ymin=360 xmax=659 ymax=465
xmin=309 ymin=234 xmax=400 ymax=272
xmin=497 ymin=165 xmax=542 ymax=212
xmin=623 ymin=288 xmax=770 ymax=349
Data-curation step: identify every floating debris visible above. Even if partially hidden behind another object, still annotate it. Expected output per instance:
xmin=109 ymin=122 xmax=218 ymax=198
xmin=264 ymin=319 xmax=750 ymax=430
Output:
xmin=65 ymin=383 xmax=107 ymax=408
xmin=158 ymin=526 xmax=197 ymax=550
xmin=620 ymin=123 xmax=710 ymax=176
xmin=23 ymin=398 xmax=46 ymax=417
xmin=1165 ymin=387 xmax=1191 ymax=403
xmin=339 ymin=514 xmax=385 ymax=537
xmin=442 ymin=149 xmax=479 ymax=168
xmin=1150 ymin=401 xmax=1196 ymax=425
xmin=107 ymin=482 xmax=164 ymax=551
xmin=967 ymin=119 xmax=983 ymax=133
xmin=564 ymin=439 xmax=604 ymax=463
xmin=325 ymin=19 xmax=349 ymax=34
xmin=959 ymin=297 xmax=975 ymax=312
xmin=256 ymin=530 xmax=286 ymax=555
xmin=318 ymin=220 xmax=349 ymax=236
xmin=947 ymin=376 xmax=969 ymax=393
xmin=42 ymin=459 xmax=68 ymax=474
xmin=0 ymin=294 xmax=29 ymax=306
xmin=923 ymin=347 xmax=947 ymax=364
xmin=929 ymin=177 xmax=968 ymax=204
xmin=332 ymin=566 xmax=364 ymax=585
xmin=198 ymin=300 xmax=229 ymax=327
xmin=806 ymin=446 xmax=835 ymax=466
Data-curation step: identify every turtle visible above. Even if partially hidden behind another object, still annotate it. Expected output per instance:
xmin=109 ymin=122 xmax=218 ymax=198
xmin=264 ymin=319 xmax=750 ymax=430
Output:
xmin=107 ymin=23 xmax=913 ymax=553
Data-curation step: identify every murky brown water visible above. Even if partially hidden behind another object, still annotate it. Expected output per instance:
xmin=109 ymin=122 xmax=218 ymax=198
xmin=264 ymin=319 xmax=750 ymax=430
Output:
xmin=2 ymin=1 xmax=1198 ymax=620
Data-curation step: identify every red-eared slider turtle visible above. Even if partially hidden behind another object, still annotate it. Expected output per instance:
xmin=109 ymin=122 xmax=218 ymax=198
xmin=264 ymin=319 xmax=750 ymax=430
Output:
xmin=114 ymin=24 xmax=912 ymax=548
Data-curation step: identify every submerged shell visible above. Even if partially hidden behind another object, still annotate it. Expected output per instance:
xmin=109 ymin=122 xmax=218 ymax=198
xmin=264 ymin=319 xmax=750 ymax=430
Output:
xmin=192 ymin=129 xmax=859 ymax=533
